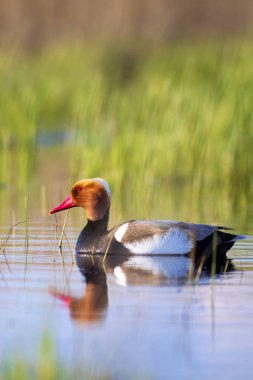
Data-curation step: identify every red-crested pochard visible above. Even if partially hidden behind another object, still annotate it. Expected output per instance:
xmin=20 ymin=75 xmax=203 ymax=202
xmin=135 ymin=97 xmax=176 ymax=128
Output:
xmin=50 ymin=178 xmax=243 ymax=271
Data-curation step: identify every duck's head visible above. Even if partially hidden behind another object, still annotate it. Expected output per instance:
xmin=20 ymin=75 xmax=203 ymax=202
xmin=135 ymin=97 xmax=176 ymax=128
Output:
xmin=49 ymin=178 xmax=111 ymax=221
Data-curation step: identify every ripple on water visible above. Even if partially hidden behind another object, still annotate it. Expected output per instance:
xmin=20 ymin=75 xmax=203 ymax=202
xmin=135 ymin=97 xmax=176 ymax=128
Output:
xmin=0 ymin=224 xmax=253 ymax=380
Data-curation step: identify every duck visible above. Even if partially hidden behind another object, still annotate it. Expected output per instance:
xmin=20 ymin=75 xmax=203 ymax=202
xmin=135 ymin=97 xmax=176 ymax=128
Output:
xmin=49 ymin=177 xmax=244 ymax=272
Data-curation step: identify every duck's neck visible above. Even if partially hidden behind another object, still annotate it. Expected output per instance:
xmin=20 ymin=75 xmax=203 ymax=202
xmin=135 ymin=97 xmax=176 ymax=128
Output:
xmin=86 ymin=206 xmax=110 ymax=233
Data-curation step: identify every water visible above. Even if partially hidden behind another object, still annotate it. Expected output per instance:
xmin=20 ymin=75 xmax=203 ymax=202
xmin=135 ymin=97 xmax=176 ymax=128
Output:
xmin=0 ymin=223 xmax=252 ymax=379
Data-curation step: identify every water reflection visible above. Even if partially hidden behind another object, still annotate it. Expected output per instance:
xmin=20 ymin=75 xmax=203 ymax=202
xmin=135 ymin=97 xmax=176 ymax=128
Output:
xmin=1 ymin=226 xmax=253 ymax=379
xmin=51 ymin=252 xmax=193 ymax=324
xmin=50 ymin=255 xmax=109 ymax=323
xmin=109 ymin=254 xmax=191 ymax=286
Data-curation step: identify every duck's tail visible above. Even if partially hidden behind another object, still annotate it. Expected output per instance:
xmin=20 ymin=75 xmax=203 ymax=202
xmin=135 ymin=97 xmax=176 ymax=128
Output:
xmin=195 ymin=231 xmax=246 ymax=274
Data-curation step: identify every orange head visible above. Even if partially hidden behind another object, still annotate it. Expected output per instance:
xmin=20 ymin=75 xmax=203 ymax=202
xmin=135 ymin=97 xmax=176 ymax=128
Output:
xmin=49 ymin=178 xmax=111 ymax=221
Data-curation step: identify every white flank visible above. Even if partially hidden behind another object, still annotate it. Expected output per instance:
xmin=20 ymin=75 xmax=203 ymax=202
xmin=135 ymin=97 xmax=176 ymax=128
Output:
xmin=94 ymin=178 xmax=111 ymax=196
xmin=124 ymin=227 xmax=193 ymax=254
xmin=114 ymin=266 xmax=127 ymax=286
xmin=125 ymin=256 xmax=190 ymax=278
xmin=114 ymin=223 xmax=129 ymax=242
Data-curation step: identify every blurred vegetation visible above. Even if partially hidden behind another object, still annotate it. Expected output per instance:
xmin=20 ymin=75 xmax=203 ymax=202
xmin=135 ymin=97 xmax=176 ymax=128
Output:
xmin=0 ymin=333 xmax=110 ymax=380
xmin=0 ymin=41 xmax=252 ymax=231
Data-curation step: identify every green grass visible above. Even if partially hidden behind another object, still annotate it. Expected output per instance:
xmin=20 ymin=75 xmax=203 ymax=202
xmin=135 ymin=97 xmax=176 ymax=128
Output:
xmin=0 ymin=41 xmax=252 ymax=230
xmin=0 ymin=333 xmax=110 ymax=380
xmin=0 ymin=332 xmax=151 ymax=380
xmin=0 ymin=359 xmax=109 ymax=380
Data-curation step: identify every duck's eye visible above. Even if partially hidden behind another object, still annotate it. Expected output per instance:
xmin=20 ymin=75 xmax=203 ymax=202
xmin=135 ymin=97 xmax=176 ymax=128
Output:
xmin=76 ymin=186 xmax=83 ymax=193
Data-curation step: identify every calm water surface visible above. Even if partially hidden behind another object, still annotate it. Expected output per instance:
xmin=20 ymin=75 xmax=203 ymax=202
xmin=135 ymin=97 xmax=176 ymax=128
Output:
xmin=0 ymin=223 xmax=253 ymax=379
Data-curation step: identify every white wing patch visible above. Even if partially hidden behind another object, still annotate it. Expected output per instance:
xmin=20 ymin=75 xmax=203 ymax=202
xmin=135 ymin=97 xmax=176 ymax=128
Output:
xmin=123 ymin=228 xmax=193 ymax=254
xmin=114 ymin=223 xmax=129 ymax=242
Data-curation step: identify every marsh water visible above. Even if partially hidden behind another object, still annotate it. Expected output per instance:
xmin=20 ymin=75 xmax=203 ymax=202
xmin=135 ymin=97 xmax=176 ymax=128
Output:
xmin=0 ymin=220 xmax=253 ymax=379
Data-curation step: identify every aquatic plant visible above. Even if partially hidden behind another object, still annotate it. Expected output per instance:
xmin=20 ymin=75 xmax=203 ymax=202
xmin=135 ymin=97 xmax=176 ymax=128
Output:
xmin=0 ymin=41 xmax=252 ymax=230
xmin=0 ymin=333 xmax=110 ymax=380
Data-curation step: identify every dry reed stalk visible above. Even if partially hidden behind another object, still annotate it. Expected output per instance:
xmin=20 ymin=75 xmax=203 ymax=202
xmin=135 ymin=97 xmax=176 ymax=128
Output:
xmin=0 ymin=220 xmax=27 ymax=275
xmin=1 ymin=220 xmax=27 ymax=252
xmin=103 ymin=234 xmax=114 ymax=263
xmin=52 ymin=214 xmax=58 ymax=262
xmin=224 ymin=259 xmax=229 ymax=273
xmin=188 ymin=231 xmax=196 ymax=281
xmin=194 ymin=255 xmax=206 ymax=284
xmin=52 ymin=220 xmax=73 ymax=262
xmin=12 ymin=210 xmax=15 ymax=255
xmin=58 ymin=210 xmax=69 ymax=250
xmin=24 ymin=196 xmax=29 ymax=281
xmin=56 ymin=211 xmax=74 ymax=263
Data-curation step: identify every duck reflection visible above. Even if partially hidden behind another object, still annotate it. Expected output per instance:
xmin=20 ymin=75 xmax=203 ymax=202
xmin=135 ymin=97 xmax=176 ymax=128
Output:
xmin=70 ymin=261 xmax=108 ymax=322
xmin=50 ymin=253 xmax=194 ymax=324
xmin=50 ymin=255 xmax=108 ymax=323
xmin=111 ymin=254 xmax=191 ymax=286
